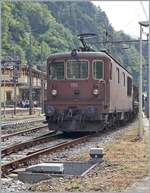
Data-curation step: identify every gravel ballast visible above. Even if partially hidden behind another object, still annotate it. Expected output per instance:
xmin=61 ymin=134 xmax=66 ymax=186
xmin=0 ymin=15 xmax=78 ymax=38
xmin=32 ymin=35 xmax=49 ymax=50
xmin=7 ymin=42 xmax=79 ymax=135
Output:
xmin=2 ymin=120 xmax=147 ymax=192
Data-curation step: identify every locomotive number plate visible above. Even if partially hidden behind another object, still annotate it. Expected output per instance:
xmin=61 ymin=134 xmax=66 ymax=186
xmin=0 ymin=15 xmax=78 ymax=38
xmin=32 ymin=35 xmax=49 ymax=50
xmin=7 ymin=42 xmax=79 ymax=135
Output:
xmin=70 ymin=82 xmax=78 ymax=88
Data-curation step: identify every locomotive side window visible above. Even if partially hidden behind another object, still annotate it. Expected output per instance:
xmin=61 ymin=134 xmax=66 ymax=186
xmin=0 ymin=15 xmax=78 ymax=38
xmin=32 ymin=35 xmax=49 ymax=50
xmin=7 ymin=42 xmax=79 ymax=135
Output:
xmin=127 ymin=76 xmax=132 ymax=96
xmin=116 ymin=67 xmax=120 ymax=83
xmin=123 ymin=72 xmax=125 ymax=86
xmin=110 ymin=62 xmax=112 ymax=80
xmin=93 ymin=60 xmax=103 ymax=79
xmin=49 ymin=61 xmax=64 ymax=80
xmin=67 ymin=60 xmax=88 ymax=79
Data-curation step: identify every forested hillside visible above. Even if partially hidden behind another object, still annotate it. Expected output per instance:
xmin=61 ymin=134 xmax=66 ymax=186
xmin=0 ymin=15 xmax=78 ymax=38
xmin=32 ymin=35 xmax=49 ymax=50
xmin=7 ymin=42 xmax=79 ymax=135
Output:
xmin=2 ymin=1 xmax=147 ymax=85
xmin=2 ymin=2 xmax=77 ymax=65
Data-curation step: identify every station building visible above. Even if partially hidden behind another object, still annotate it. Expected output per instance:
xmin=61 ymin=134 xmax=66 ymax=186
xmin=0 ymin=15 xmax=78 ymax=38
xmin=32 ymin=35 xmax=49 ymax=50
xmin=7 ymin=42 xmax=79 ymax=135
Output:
xmin=1 ymin=65 xmax=47 ymax=107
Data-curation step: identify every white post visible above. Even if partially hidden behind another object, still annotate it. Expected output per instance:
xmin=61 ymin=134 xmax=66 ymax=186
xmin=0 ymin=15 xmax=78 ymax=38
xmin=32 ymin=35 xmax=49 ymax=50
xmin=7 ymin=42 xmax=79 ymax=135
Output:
xmin=0 ymin=4 xmax=2 ymax=189
xmin=148 ymin=0 xmax=150 ymax=159
xmin=138 ymin=24 xmax=143 ymax=139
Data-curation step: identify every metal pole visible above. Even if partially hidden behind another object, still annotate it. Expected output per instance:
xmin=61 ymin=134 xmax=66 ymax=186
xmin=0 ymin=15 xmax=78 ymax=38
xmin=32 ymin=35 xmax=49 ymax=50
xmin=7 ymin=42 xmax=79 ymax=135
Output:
xmin=13 ymin=66 xmax=17 ymax=115
xmin=138 ymin=24 xmax=143 ymax=139
xmin=41 ymin=78 xmax=44 ymax=114
xmin=0 ymin=3 xmax=2 ymax=187
xmin=3 ymin=65 xmax=6 ymax=117
xmin=148 ymin=0 xmax=150 ymax=162
xmin=40 ymin=43 xmax=44 ymax=114
xmin=29 ymin=33 xmax=33 ymax=115
xmin=13 ymin=50 xmax=17 ymax=115
xmin=147 ymin=34 xmax=149 ymax=101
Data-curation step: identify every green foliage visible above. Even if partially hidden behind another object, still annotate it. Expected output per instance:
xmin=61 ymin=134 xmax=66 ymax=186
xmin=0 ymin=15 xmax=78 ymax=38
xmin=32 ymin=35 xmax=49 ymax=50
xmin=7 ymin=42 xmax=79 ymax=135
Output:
xmin=46 ymin=2 xmax=146 ymax=85
xmin=2 ymin=2 xmax=75 ymax=65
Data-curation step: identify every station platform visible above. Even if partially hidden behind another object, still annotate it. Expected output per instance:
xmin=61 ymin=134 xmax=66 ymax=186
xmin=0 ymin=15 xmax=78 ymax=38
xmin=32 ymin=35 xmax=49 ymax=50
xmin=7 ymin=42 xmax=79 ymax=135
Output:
xmin=1 ymin=107 xmax=43 ymax=122
xmin=126 ymin=115 xmax=149 ymax=192
xmin=1 ymin=107 xmax=41 ymax=117
xmin=143 ymin=115 xmax=149 ymax=133
xmin=126 ymin=177 xmax=149 ymax=192
xmin=1 ymin=107 xmax=41 ymax=113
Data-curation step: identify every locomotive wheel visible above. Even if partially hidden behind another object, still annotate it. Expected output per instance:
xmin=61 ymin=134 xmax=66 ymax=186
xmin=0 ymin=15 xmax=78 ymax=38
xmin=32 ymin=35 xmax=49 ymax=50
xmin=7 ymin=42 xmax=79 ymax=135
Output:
xmin=107 ymin=114 xmax=116 ymax=129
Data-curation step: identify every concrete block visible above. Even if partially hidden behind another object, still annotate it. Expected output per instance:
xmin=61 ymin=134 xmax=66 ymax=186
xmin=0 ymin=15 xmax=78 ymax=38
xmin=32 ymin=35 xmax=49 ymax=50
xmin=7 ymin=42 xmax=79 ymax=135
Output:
xmin=18 ymin=171 xmax=52 ymax=183
xmin=90 ymin=148 xmax=104 ymax=160
xmin=26 ymin=163 xmax=64 ymax=174
xmin=8 ymin=173 xmax=18 ymax=180
xmin=18 ymin=161 xmax=100 ymax=183
xmin=90 ymin=148 xmax=104 ymax=155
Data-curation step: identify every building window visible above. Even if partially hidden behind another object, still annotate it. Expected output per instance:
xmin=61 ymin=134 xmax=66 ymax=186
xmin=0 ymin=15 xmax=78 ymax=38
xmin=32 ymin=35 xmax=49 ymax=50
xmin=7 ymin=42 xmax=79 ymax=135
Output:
xmin=116 ymin=67 xmax=120 ymax=83
xmin=23 ymin=70 xmax=25 ymax=76
xmin=6 ymin=91 xmax=12 ymax=101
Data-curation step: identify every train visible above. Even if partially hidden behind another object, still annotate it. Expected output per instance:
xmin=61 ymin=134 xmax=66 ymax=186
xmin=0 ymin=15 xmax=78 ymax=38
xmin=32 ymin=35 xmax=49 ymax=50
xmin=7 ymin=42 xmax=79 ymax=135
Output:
xmin=44 ymin=34 xmax=138 ymax=132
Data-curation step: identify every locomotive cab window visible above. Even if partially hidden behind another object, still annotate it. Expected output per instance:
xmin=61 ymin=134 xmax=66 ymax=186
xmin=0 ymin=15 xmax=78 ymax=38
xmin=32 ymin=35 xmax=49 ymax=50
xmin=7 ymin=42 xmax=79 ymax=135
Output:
xmin=49 ymin=61 xmax=64 ymax=80
xmin=93 ymin=60 xmax=103 ymax=79
xmin=67 ymin=60 xmax=88 ymax=79
xmin=127 ymin=76 xmax=132 ymax=96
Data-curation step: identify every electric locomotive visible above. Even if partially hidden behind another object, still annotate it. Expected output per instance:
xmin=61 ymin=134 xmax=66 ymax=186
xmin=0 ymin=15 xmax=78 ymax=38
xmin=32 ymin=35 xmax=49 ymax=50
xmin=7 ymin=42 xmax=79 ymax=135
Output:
xmin=45 ymin=34 xmax=135 ymax=132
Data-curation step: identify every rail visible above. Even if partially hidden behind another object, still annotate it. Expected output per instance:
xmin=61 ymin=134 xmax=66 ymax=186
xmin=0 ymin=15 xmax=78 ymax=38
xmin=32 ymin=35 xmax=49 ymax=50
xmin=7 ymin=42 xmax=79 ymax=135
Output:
xmin=1 ymin=131 xmax=59 ymax=157
xmin=1 ymin=125 xmax=48 ymax=141
xmin=2 ymin=117 xmax=45 ymax=128
xmin=1 ymin=135 xmax=90 ymax=175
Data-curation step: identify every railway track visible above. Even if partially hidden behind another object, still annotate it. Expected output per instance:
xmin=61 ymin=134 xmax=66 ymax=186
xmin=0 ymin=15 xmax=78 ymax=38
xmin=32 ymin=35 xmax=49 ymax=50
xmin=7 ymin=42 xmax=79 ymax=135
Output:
xmin=1 ymin=125 xmax=48 ymax=142
xmin=1 ymin=131 xmax=60 ymax=157
xmin=1 ymin=121 xmax=136 ymax=176
xmin=1 ymin=135 xmax=90 ymax=175
xmin=2 ymin=116 xmax=45 ymax=129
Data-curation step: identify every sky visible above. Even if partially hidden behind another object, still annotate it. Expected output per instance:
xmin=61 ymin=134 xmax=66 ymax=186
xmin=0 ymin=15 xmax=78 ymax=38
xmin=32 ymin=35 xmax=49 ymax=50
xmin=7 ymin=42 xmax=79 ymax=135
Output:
xmin=92 ymin=1 xmax=149 ymax=39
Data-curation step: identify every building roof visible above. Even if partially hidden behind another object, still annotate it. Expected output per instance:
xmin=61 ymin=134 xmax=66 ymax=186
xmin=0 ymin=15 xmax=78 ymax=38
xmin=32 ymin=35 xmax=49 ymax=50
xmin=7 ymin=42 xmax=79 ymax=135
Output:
xmin=2 ymin=64 xmax=46 ymax=75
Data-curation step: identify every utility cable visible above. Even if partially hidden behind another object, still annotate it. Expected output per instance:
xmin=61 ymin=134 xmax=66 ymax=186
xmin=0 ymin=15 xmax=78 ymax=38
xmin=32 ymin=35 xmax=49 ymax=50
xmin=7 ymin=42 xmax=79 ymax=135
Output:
xmin=140 ymin=1 xmax=148 ymax=20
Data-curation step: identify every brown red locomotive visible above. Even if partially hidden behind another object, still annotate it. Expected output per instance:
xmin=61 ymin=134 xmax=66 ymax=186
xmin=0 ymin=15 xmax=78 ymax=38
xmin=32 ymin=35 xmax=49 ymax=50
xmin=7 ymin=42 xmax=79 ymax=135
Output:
xmin=45 ymin=34 xmax=137 ymax=132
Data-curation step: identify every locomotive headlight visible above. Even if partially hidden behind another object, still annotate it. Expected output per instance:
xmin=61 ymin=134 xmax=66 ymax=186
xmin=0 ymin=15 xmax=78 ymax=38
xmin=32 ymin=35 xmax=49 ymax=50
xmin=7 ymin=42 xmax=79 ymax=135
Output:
xmin=51 ymin=89 xmax=57 ymax=96
xmin=93 ymin=89 xmax=99 ymax=96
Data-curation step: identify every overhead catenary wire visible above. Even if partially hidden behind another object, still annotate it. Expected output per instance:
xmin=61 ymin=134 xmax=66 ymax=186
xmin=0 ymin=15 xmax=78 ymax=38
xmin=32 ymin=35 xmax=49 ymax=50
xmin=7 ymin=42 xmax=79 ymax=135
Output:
xmin=89 ymin=39 xmax=148 ymax=45
xmin=140 ymin=1 xmax=148 ymax=21
xmin=123 ymin=14 xmax=141 ymax=29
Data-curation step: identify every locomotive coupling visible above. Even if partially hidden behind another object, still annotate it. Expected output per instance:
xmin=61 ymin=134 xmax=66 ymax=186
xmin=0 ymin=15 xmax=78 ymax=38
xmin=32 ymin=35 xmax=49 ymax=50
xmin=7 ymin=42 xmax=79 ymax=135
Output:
xmin=45 ymin=105 xmax=57 ymax=116
xmin=84 ymin=106 xmax=98 ymax=120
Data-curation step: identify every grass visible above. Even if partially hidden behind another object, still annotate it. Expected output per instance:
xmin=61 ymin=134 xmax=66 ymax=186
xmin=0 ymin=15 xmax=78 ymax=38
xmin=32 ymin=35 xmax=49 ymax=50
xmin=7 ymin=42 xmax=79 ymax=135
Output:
xmin=30 ymin=126 xmax=149 ymax=192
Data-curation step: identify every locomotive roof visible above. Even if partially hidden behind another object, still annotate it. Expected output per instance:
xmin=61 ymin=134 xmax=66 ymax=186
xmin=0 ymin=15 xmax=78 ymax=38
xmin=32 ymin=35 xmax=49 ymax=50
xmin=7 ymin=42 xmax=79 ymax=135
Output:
xmin=47 ymin=51 xmax=132 ymax=76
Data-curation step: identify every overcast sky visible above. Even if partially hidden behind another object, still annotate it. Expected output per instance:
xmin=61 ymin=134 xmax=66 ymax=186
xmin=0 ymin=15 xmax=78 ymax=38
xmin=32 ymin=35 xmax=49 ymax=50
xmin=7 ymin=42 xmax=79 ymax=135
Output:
xmin=92 ymin=1 xmax=149 ymax=39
